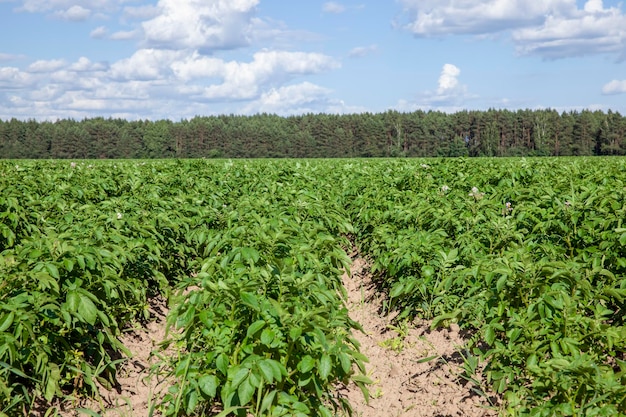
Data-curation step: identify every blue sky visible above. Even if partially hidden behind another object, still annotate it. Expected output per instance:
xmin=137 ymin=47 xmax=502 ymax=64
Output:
xmin=0 ymin=0 xmax=625 ymax=120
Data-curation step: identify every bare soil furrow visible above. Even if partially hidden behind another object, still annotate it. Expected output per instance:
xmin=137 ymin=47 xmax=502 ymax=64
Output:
xmin=339 ymin=253 xmax=498 ymax=417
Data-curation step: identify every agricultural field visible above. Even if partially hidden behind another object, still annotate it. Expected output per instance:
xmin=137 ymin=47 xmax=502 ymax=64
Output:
xmin=1 ymin=157 xmax=625 ymax=417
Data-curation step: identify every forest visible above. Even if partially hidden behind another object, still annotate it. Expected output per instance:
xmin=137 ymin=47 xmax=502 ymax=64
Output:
xmin=1 ymin=108 xmax=625 ymax=159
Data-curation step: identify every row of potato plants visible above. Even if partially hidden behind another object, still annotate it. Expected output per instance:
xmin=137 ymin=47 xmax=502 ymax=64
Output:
xmin=342 ymin=157 xmax=626 ymax=416
xmin=0 ymin=160 xmax=206 ymax=415
xmin=0 ymin=160 xmax=370 ymax=417
xmin=4 ymin=157 xmax=626 ymax=416
xmin=158 ymin=161 xmax=370 ymax=417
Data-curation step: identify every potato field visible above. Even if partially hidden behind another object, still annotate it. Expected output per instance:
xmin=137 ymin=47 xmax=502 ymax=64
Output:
xmin=1 ymin=158 xmax=625 ymax=417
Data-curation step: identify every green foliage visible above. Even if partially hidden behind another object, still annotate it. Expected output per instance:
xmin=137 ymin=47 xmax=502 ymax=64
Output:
xmin=2 ymin=157 xmax=626 ymax=417
xmin=345 ymin=157 xmax=626 ymax=416
xmin=158 ymin=162 xmax=369 ymax=416
xmin=0 ymin=160 xmax=370 ymax=417
xmin=0 ymin=160 xmax=213 ymax=415
xmin=2 ymin=109 xmax=625 ymax=159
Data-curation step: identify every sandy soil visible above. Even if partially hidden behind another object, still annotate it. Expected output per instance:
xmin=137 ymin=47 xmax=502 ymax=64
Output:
xmin=49 ymin=296 xmax=172 ymax=417
xmin=46 ymin=253 xmax=499 ymax=417
xmin=338 ymin=252 xmax=499 ymax=417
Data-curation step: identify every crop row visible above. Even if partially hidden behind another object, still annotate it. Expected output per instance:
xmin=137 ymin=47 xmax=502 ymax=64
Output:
xmin=1 ymin=161 xmax=199 ymax=415
xmin=158 ymin=161 xmax=370 ymax=417
xmin=0 ymin=160 xmax=369 ymax=417
xmin=2 ymin=157 xmax=626 ymax=416
xmin=344 ymin=158 xmax=626 ymax=416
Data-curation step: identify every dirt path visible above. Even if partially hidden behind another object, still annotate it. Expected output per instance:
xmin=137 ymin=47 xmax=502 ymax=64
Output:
xmin=339 ymin=252 xmax=499 ymax=417
xmin=50 ymin=296 xmax=171 ymax=417
xmin=99 ymin=297 xmax=171 ymax=417
xmin=51 ymin=254 xmax=498 ymax=417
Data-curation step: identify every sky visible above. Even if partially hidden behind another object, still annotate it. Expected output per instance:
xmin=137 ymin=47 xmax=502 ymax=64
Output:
xmin=0 ymin=0 xmax=625 ymax=121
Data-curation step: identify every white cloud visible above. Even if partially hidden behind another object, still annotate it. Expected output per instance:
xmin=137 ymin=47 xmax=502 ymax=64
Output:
xmin=67 ymin=57 xmax=108 ymax=72
xmin=122 ymin=5 xmax=159 ymax=20
xmin=394 ymin=63 xmax=473 ymax=112
xmin=28 ymin=84 xmax=64 ymax=102
xmin=0 ymin=43 xmax=343 ymax=119
xmin=141 ymin=0 xmax=261 ymax=52
xmin=437 ymin=63 xmax=460 ymax=94
xmin=0 ymin=0 xmax=346 ymax=120
xmin=323 ymin=2 xmax=346 ymax=14
xmin=0 ymin=44 xmax=341 ymax=120
xmin=243 ymin=81 xmax=365 ymax=115
xmin=0 ymin=67 xmax=36 ymax=89
xmin=584 ymin=0 xmax=604 ymax=13
xmin=0 ymin=63 xmax=169 ymax=120
xmin=14 ymin=0 xmax=123 ymax=17
xmin=90 ymin=26 xmax=108 ymax=39
xmin=53 ymin=5 xmax=91 ymax=21
xmin=398 ymin=0 xmax=626 ymax=59
xmin=602 ymin=79 xmax=626 ymax=94
xmin=348 ymin=44 xmax=378 ymax=58
xmin=172 ymin=50 xmax=340 ymax=100
xmin=110 ymin=30 xmax=139 ymax=41
xmin=27 ymin=59 xmax=66 ymax=73
xmin=109 ymin=49 xmax=182 ymax=81
xmin=399 ymin=0 xmax=570 ymax=35
xmin=512 ymin=3 xmax=626 ymax=59
xmin=243 ymin=82 xmax=332 ymax=114
xmin=0 ymin=53 xmax=20 ymax=62
xmin=170 ymin=54 xmax=223 ymax=81
xmin=426 ymin=63 xmax=469 ymax=106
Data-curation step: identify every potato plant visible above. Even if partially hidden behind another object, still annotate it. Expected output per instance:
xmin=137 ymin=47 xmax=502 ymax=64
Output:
xmin=159 ymin=163 xmax=369 ymax=417
xmin=2 ymin=157 xmax=626 ymax=417
xmin=345 ymin=157 xmax=626 ymax=416
xmin=0 ymin=160 xmax=370 ymax=417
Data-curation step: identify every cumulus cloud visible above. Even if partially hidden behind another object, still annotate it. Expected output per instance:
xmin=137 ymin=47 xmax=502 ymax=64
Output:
xmin=172 ymin=50 xmax=340 ymax=100
xmin=584 ymin=0 xmax=604 ymax=13
xmin=14 ymin=0 xmax=123 ymax=18
xmin=243 ymin=81 xmax=365 ymax=115
xmin=348 ymin=44 xmax=378 ymax=58
xmin=0 ymin=67 xmax=36 ymax=89
xmin=109 ymin=49 xmax=182 ymax=81
xmin=53 ymin=5 xmax=91 ymax=21
xmin=110 ymin=30 xmax=139 ymax=41
xmin=90 ymin=26 xmax=108 ymax=39
xmin=0 ymin=53 xmax=20 ymax=63
xmin=141 ymin=0 xmax=261 ymax=52
xmin=0 ymin=45 xmax=341 ymax=120
xmin=243 ymin=82 xmax=332 ymax=114
xmin=27 ymin=59 xmax=66 ymax=73
xmin=67 ymin=57 xmax=108 ymax=72
xmin=602 ymin=80 xmax=626 ymax=95
xmin=512 ymin=2 xmax=626 ymax=59
xmin=0 ymin=0 xmax=348 ymax=120
xmin=425 ymin=63 xmax=471 ymax=107
xmin=398 ymin=0 xmax=626 ymax=59
xmin=437 ymin=63 xmax=460 ymax=95
xmin=394 ymin=63 xmax=473 ymax=112
xmin=0 ymin=55 xmax=178 ymax=120
xmin=323 ymin=2 xmax=346 ymax=14
xmin=122 ymin=5 xmax=159 ymax=21
xmin=398 ymin=0 xmax=569 ymax=35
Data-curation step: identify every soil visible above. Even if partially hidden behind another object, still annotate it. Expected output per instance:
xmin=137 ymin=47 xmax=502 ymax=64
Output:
xmin=338 ymin=252 xmax=499 ymax=417
xmin=49 ymin=253 xmax=499 ymax=417
xmin=49 ymin=296 xmax=172 ymax=417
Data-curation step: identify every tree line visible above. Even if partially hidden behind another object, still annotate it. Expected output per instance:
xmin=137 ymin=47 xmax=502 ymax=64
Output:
xmin=1 ymin=108 xmax=625 ymax=159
